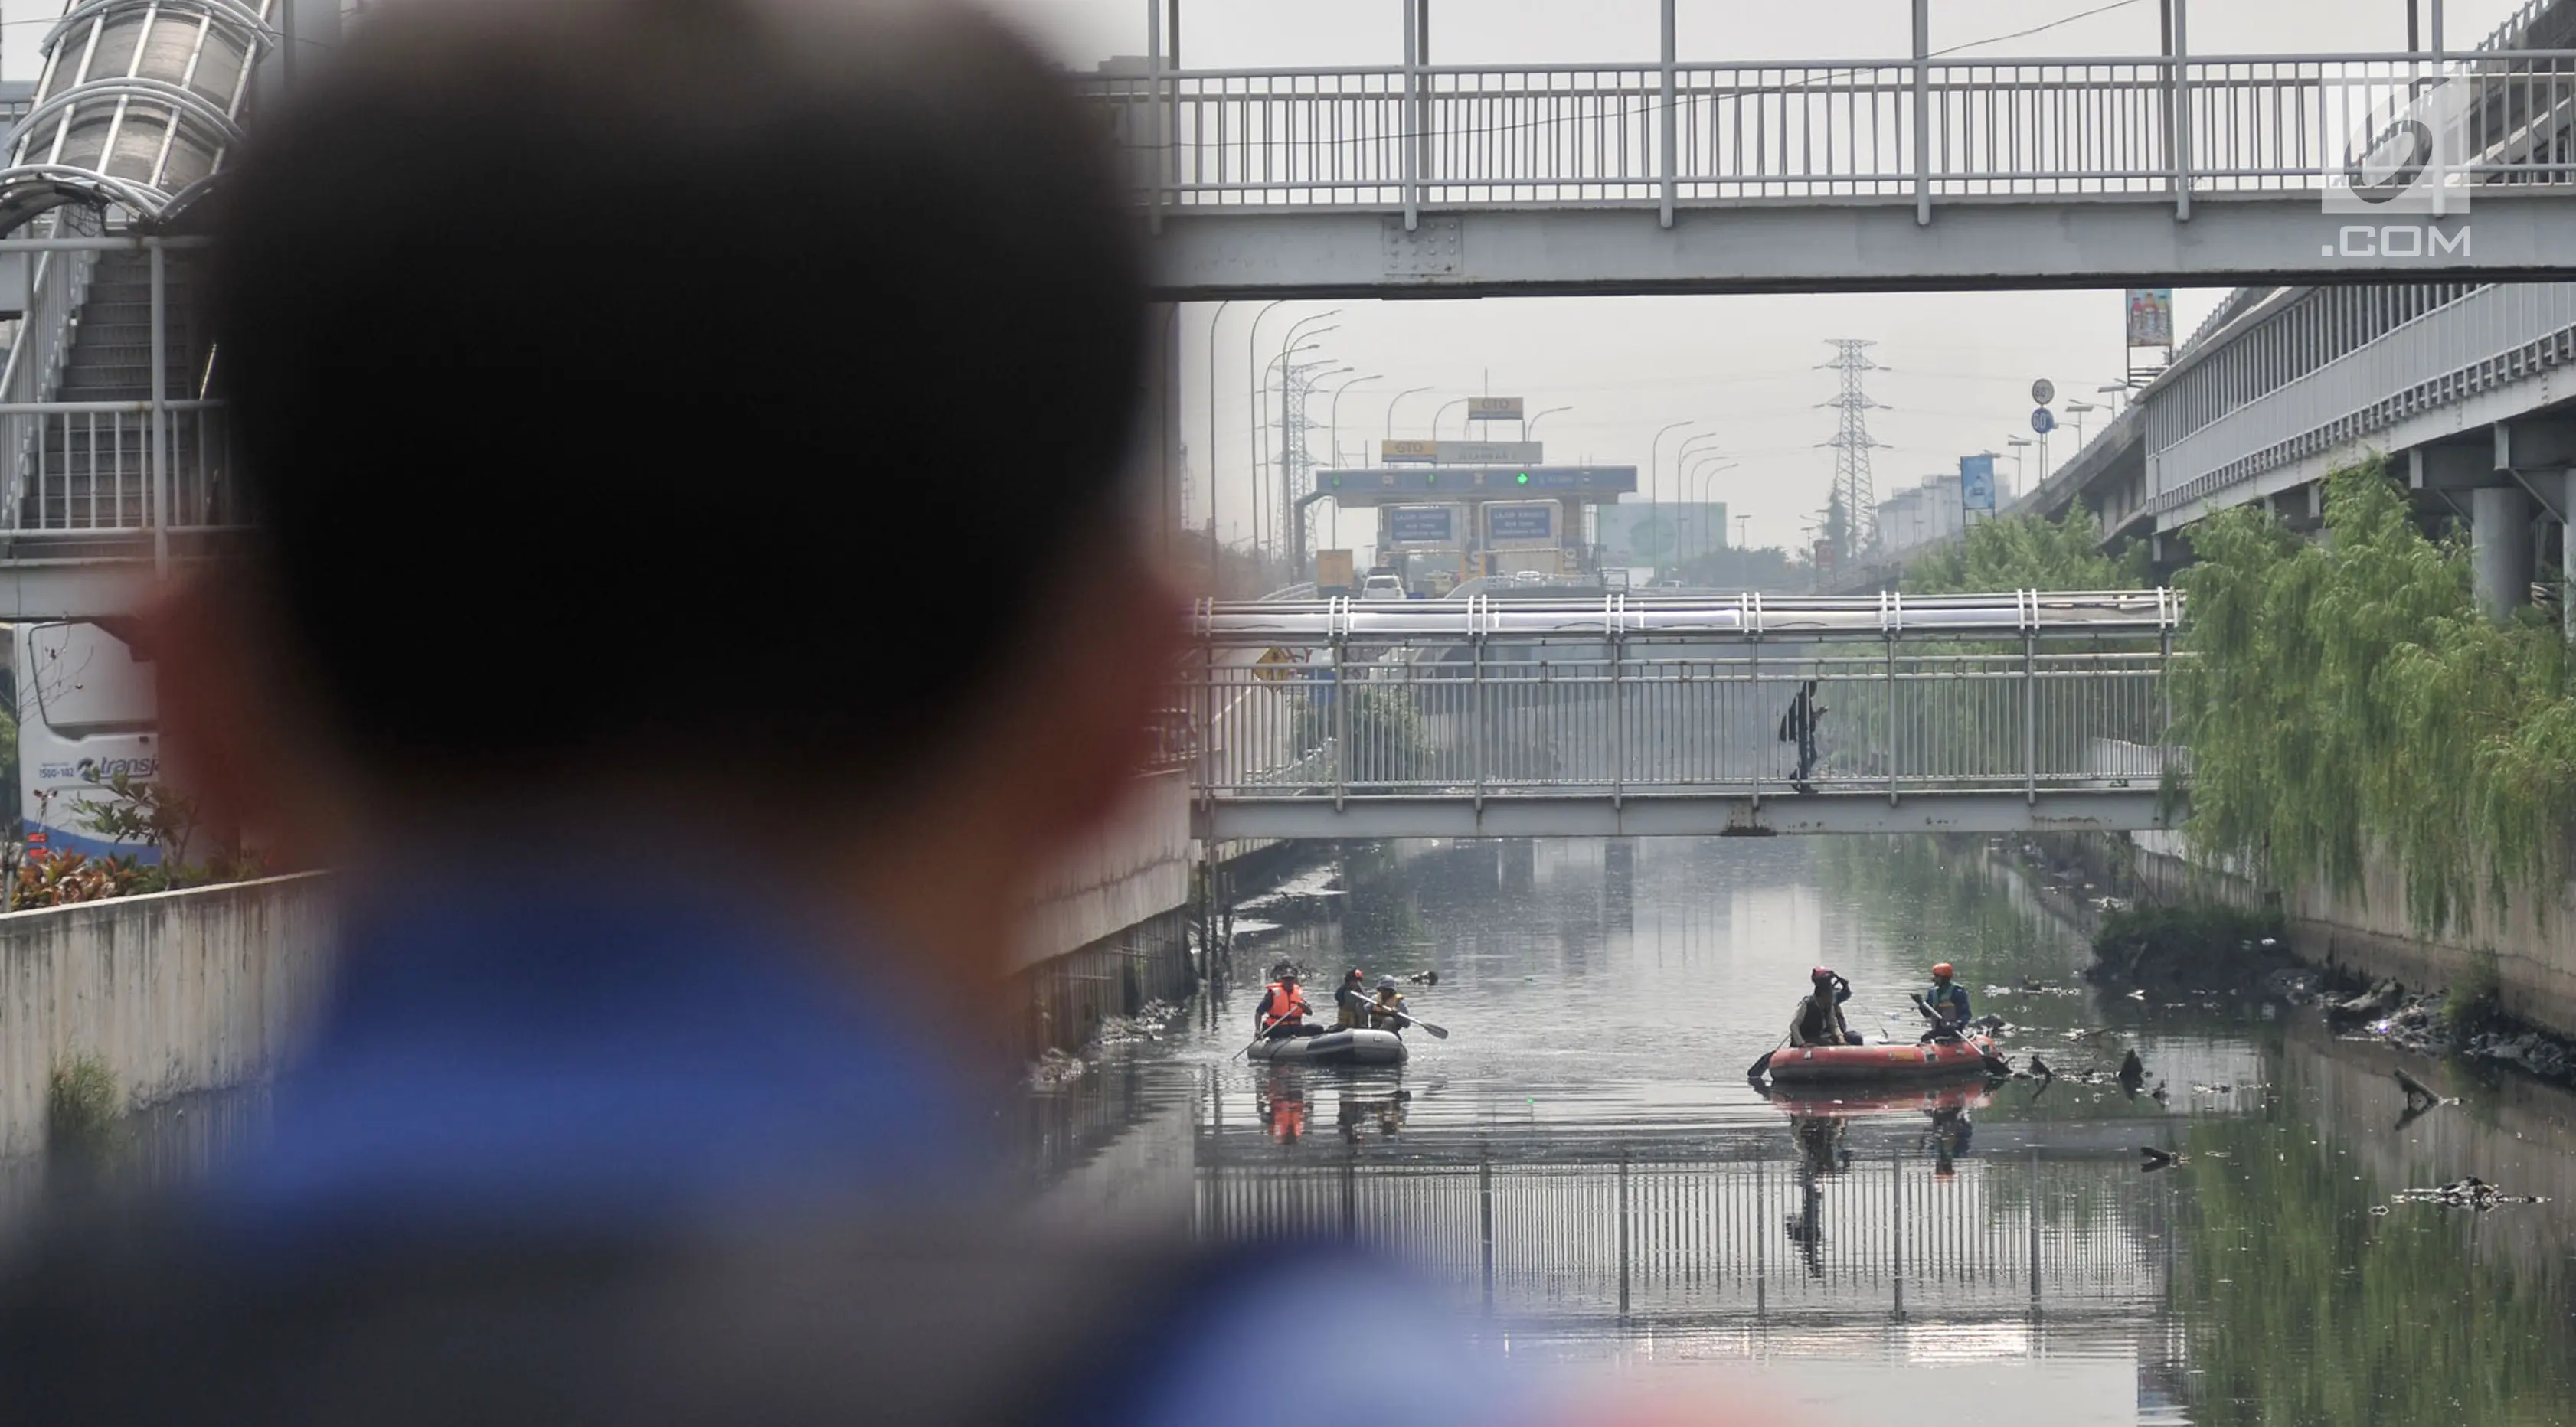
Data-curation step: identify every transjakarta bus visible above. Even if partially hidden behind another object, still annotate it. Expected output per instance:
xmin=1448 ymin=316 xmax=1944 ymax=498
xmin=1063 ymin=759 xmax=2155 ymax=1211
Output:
xmin=14 ymin=620 xmax=160 ymax=864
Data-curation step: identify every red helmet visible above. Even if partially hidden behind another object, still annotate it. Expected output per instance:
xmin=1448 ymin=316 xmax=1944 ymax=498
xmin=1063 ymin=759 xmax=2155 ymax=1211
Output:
xmin=1931 ymin=962 xmax=1955 ymax=981
xmin=1812 ymin=967 xmax=1836 ymax=984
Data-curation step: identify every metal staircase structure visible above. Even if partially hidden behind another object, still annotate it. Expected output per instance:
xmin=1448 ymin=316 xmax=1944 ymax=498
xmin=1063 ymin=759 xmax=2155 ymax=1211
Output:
xmin=0 ymin=0 xmax=272 ymax=616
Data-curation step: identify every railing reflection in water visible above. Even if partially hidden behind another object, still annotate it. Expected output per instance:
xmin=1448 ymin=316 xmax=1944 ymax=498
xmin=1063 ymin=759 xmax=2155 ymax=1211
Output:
xmin=1198 ymin=1133 xmax=2173 ymax=1328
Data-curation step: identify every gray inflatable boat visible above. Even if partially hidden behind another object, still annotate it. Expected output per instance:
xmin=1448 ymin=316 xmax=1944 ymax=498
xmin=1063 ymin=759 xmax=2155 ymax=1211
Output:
xmin=1248 ymin=1027 xmax=1408 ymax=1066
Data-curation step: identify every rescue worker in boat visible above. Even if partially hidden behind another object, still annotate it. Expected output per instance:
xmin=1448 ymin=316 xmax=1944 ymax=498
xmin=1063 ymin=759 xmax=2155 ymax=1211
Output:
xmin=1923 ymin=962 xmax=1973 ymax=1039
xmin=1370 ymin=979 xmax=1409 ymax=1031
xmin=1334 ymin=968 xmax=1372 ymax=1029
xmin=1788 ymin=967 xmax=1860 ymax=1048
xmin=1255 ymin=971 xmax=1322 ymax=1039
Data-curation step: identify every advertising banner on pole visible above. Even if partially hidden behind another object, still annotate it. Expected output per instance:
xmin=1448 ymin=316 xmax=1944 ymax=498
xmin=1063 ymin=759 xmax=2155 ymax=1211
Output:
xmin=1960 ymin=454 xmax=1996 ymax=511
xmin=1466 ymin=397 xmax=1525 ymax=422
xmin=2125 ymin=289 xmax=2174 ymax=348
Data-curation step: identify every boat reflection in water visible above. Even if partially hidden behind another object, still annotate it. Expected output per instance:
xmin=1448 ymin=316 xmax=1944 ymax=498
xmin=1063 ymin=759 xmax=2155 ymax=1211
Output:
xmin=1195 ymin=1082 xmax=2178 ymax=1363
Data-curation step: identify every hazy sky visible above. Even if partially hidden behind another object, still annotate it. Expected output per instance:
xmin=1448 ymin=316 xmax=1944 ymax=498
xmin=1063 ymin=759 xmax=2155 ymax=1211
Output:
xmin=976 ymin=0 xmax=2531 ymax=560
xmin=0 ymin=0 xmax=2533 ymax=558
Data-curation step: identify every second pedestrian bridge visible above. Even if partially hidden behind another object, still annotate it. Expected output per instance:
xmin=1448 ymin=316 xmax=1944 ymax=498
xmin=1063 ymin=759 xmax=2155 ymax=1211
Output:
xmin=1185 ymin=589 xmax=2183 ymax=840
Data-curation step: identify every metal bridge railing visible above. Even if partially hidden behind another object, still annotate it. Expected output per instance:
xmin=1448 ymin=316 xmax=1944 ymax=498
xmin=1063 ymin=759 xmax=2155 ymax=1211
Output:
xmin=1187 ymin=592 xmax=2182 ymax=807
xmin=1084 ymin=53 xmax=2576 ymax=217
xmin=1198 ymin=1150 xmax=2171 ymax=1326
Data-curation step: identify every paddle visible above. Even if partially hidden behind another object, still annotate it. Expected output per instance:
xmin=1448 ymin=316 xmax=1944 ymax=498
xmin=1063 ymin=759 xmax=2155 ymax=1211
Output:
xmin=1370 ymin=1004 xmax=1450 ymax=1039
xmin=1912 ymin=993 xmax=2011 ymax=1075
xmin=1748 ymin=1034 xmax=1790 ymax=1080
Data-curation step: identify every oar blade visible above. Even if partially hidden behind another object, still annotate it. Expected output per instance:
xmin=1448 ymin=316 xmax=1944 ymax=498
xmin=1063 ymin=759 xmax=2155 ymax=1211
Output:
xmin=1747 ymin=1050 xmax=1776 ymax=1079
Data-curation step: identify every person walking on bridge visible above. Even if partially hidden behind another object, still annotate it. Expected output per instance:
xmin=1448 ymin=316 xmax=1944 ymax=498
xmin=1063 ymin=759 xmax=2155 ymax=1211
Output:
xmin=1778 ymin=678 xmax=1827 ymax=793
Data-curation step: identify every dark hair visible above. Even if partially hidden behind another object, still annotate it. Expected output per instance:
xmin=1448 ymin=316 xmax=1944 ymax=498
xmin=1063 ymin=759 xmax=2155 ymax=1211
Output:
xmin=210 ymin=0 xmax=1145 ymax=797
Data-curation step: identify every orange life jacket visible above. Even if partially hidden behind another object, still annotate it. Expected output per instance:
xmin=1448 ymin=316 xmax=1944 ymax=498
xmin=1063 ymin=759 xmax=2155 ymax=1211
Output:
xmin=1261 ymin=982 xmax=1309 ymax=1030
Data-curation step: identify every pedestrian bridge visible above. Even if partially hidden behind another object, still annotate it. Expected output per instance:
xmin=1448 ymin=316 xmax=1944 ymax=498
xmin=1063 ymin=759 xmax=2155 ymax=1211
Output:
xmin=1081 ymin=4 xmax=2576 ymax=297
xmin=1185 ymin=589 xmax=2184 ymax=840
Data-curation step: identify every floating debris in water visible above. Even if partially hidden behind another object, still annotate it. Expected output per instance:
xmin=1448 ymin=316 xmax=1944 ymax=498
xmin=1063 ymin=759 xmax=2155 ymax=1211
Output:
xmin=2139 ymin=1146 xmax=2185 ymax=1172
xmin=2388 ymin=1177 xmax=2549 ymax=1210
xmin=1028 ymin=1047 xmax=1087 ymax=1091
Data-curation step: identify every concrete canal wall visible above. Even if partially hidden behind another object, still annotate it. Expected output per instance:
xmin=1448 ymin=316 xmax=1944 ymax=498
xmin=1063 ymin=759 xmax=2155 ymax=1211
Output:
xmin=1013 ymin=770 xmax=1201 ymax=1055
xmin=2127 ymin=831 xmax=2576 ymax=1037
xmin=0 ymin=874 xmax=333 ymax=1161
xmin=0 ymin=769 xmax=1234 ymax=1160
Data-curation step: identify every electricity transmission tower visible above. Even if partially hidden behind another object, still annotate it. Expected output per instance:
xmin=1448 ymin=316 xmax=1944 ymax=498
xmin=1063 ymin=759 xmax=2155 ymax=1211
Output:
xmin=1276 ymin=358 xmax=1332 ymax=579
xmin=1817 ymin=339 xmax=1888 ymax=563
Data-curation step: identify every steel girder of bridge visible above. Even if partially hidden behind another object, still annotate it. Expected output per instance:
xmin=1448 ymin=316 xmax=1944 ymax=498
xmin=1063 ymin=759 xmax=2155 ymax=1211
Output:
xmin=1083 ymin=44 xmax=2576 ymax=299
xmin=1185 ymin=589 xmax=2185 ymax=841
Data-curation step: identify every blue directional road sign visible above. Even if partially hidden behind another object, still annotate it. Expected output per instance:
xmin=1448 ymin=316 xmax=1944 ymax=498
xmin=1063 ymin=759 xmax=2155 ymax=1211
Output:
xmin=1960 ymin=454 xmax=1996 ymax=511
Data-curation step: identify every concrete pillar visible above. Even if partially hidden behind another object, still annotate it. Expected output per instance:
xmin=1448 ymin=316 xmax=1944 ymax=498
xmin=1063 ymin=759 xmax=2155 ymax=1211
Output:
xmin=2565 ymin=472 xmax=2576 ymax=642
xmin=2470 ymin=485 xmax=2535 ymax=618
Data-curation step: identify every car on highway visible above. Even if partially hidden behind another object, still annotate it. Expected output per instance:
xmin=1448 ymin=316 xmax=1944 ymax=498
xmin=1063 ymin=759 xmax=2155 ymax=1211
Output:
xmin=1361 ymin=573 xmax=1407 ymax=601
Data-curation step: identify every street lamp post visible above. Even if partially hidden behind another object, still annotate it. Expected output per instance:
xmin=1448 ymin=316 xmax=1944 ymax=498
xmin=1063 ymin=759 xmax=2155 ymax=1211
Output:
xmin=1649 ymin=420 xmax=1696 ymax=505
xmin=1683 ymin=453 xmax=1737 ymax=563
xmin=1262 ymin=340 xmax=1339 ymax=567
xmin=2004 ymin=436 xmax=2034 ymax=499
xmin=1430 ymin=397 xmax=1470 ymax=440
xmin=1267 ymin=312 xmax=1340 ymax=573
xmin=1384 ymin=386 xmax=1434 ymax=454
xmin=1241 ymin=300 xmax=1293 ymax=568
xmin=2064 ymin=400 xmax=2100 ymax=448
xmin=2096 ymin=382 xmax=2130 ymax=413
xmin=1326 ymin=373 xmax=1381 ymax=469
xmin=1526 ymin=405 xmax=1571 ymax=440
xmin=1202 ymin=299 xmax=1234 ymax=589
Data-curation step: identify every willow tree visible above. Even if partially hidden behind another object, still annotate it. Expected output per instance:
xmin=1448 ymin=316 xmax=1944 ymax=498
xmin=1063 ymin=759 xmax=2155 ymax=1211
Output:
xmin=2176 ymin=461 xmax=2576 ymax=934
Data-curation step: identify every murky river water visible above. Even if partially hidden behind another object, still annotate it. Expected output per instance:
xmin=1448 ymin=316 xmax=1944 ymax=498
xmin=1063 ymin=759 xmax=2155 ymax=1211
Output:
xmin=1038 ymin=837 xmax=2576 ymax=1426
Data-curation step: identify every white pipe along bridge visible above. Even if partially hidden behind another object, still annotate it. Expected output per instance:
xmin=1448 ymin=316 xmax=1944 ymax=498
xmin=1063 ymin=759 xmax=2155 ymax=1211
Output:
xmin=1184 ymin=589 xmax=2185 ymax=840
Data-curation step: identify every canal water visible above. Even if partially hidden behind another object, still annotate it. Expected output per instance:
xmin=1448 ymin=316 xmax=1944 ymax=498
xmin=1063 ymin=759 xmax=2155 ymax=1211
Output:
xmin=1041 ymin=836 xmax=2576 ymax=1427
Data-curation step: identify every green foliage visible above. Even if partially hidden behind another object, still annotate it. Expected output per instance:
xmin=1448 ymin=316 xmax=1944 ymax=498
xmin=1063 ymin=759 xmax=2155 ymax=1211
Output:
xmin=71 ymin=769 xmax=201 ymax=869
xmin=2443 ymin=947 xmax=2504 ymax=1034
xmin=2176 ymin=460 xmax=2576 ymax=935
xmin=1295 ymin=684 xmax=1430 ymax=784
xmin=47 ymin=1054 xmax=120 ymax=1154
xmin=2093 ymin=902 xmax=2283 ymax=964
xmin=1901 ymin=505 xmax=2149 ymax=594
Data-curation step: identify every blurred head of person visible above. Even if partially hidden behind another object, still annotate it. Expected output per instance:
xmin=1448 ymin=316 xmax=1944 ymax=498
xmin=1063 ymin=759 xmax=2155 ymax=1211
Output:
xmin=159 ymin=0 xmax=1170 ymax=1019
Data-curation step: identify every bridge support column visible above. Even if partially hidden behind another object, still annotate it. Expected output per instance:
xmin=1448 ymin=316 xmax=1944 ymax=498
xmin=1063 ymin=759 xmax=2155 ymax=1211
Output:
xmin=2565 ymin=472 xmax=2576 ymax=643
xmin=2470 ymin=485 xmax=2535 ymax=619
